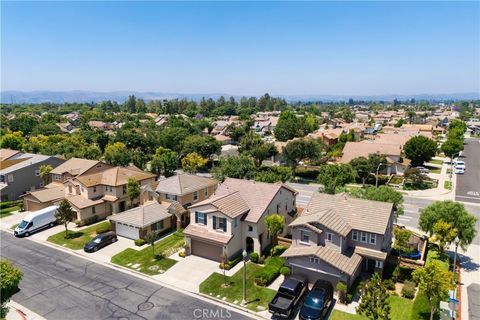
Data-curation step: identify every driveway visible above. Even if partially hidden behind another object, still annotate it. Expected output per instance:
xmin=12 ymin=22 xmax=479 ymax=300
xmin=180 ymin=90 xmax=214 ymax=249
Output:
xmin=155 ymin=253 xmax=221 ymax=292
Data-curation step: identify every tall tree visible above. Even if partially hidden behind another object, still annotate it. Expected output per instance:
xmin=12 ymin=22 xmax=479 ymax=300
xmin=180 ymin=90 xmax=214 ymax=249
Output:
xmin=441 ymin=138 xmax=464 ymax=159
xmin=55 ymin=199 xmax=75 ymax=238
xmin=265 ymin=214 xmax=285 ymax=246
xmin=357 ymin=273 xmax=391 ymax=320
xmin=412 ymin=260 xmax=454 ymax=320
xmin=393 ymin=227 xmax=413 ymax=273
xmin=349 ymin=156 xmax=371 ymax=187
xmin=275 ymin=110 xmax=298 ymax=141
xmin=211 ymin=155 xmax=256 ymax=181
xmin=104 ymin=142 xmax=131 ymax=166
xmin=349 ymin=186 xmax=404 ymax=217
xmin=150 ymin=146 xmax=179 ymax=177
xmin=430 ymin=220 xmax=458 ymax=253
xmin=403 ymin=136 xmax=437 ymax=166
xmin=39 ymin=164 xmax=53 ymax=185
xmin=0 ymin=131 xmax=26 ymax=150
xmin=126 ymin=178 xmax=141 ymax=208
xmin=317 ymin=164 xmax=356 ymax=194
xmin=182 ymin=152 xmax=208 ymax=173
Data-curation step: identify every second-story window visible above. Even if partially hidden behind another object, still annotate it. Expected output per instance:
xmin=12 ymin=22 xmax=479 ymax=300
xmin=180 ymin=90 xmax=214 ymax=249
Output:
xmin=352 ymin=230 xmax=358 ymax=241
xmin=93 ymin=186 xmax=97 ymax=193
xmin=193 ymin=191 xmax=198 ymax=201
xmin=276 ymin=204 xmax=280 ymax=213
xmin=68 ymin=186 xmax=72 ymax=194
xmin=369 ymin=234 xmax=376 ymax=245
xmin=326 ymin=233 xmax=333 ymax=242
xmin=309 ymin=256 xmax=319 ymax=264
xmin=360 ymin=232 xmax=367 ymax=243
xmin=195 ymin=212 xmax=207 ymax=225
xmin=218 ymin=217 xmax=227 ymax=232
xmin=300 ymin=230 xmax=310 ymax=244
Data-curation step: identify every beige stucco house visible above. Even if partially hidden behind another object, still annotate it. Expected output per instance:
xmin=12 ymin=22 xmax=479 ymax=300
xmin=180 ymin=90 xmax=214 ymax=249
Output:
xmin=183 ymin=178 xmax=298 ymax=262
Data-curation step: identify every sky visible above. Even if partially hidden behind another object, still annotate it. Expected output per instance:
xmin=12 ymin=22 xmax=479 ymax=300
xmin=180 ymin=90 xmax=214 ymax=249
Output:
xmin=1 ymin=1 xmax=479 ymax=96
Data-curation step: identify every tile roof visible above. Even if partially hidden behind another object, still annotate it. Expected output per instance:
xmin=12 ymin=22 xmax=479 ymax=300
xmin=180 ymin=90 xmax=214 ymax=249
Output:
xmin=155 ymin=173 xmax=218 ymax=196
xmin=281 ymin=245 xmax=362 ymax=276
xmin=340 ymin=141 xmax=402 ymax=163
xmin=25 ymin=185 xmax=65 ymax=203
xmin=76 ymin=166 xmax=155 ymax=187
xmin=190 ymin=191 xmax=250 ymax=218
xmin=183 ymin=224 xmax=233 ymax=245
xmin=0 ymin=149 xmax=21 ymax=161
xmin=66 ymin=195 xmax=104 ymax=209
xmin=50 ymin=158 xmax=103 ymax=176
xmin=108 ymin=202 xmax=172 ymax=228
xmin=290 ymin=208 xmax=351 ymax=237
xmin=354 ymin=246 xmax=388 ymax=261
xmin=301 ymin=193 xmax=393 ymax=235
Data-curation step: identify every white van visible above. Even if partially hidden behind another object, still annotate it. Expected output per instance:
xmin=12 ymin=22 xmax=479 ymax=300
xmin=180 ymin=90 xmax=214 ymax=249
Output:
xmin=14 ymin=205 xmax=58 ymax=237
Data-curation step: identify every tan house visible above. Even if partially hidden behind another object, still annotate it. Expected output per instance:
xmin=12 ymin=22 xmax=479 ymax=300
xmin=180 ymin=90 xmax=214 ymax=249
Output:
xmin=184 ymin=178 xmax=298 ymax=262
xmin=282 ymin=193 xmax=394 ymax=288
xmin=155 ymin=173 xmax=219 ymax=228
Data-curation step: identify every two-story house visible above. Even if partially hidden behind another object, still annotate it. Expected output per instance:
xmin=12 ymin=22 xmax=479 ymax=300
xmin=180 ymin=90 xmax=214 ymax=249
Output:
xmin=155 ymin=173 xmax=219 ymax=228
xmin=281 ymin=193 xmax=394 ymax=289
xmin=0 ymin=149 xmax=65 ymax=201
xmin=183 ymin=178 xmax=297 ymax=262
xmin=23 ymin=158 xmax=111 ymax=211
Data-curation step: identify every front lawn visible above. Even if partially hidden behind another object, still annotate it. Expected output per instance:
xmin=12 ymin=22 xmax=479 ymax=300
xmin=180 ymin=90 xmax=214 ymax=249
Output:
xmin=427 ymin=159 xmax=443 ymax=165
xmin=47 ymin=221 xmax=111 ymax=250
xmin=0 ymin=206 xmax=20 ymax=218
xmin=425 ymin=166 xmax=441 ymax=174
xmin=199 ymin=261 xmax=276 ymax=311
xmin=444 ymin=181 xmax=452 ymax=190
xmin=330 ymin=295 xmax=413 ymax=320
xmin=111 ymin=230 xmax=184 ymax=275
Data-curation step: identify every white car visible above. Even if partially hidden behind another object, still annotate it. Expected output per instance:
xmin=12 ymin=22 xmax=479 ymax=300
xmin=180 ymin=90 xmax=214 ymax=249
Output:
xmin=455 ymin=167 xmax=465 ymax=174
xmin=454 ymin=160 xmax=466 ymax=170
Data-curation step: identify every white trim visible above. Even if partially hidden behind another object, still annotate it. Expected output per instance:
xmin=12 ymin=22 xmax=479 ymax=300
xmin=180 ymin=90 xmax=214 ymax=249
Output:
xmin=360 ymin=231 xmax=367 ymax=243
xmin=289 ymin=262 xmax=342 ymax=279
xmin=351 ymin=230 xmax=358 ymax=241
xmin=369 ymin=234 xmax=377 ymax=245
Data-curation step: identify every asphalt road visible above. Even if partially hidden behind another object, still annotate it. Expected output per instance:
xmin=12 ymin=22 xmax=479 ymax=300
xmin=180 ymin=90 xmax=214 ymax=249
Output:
xmin=0 ymin=231 xmax=252 ymax=320
xmin=455 ymin=138 xmax=480 ymax=204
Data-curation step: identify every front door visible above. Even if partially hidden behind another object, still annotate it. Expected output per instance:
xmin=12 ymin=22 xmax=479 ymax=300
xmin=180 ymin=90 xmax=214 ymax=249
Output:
xmin=119 ymin=201 xmax=126 ymax=212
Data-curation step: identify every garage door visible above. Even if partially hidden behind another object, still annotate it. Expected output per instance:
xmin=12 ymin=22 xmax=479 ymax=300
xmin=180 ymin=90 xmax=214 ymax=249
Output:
xmin=191 ymin=239 xmax=223 ymax=262
xmin=116 ymin=222 xmax=139 ymax=240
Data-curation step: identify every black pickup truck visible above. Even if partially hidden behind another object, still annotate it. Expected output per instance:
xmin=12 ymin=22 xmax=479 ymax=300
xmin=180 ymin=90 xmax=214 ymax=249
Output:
xmin=268 ymin=277 xmax=308 ymax=318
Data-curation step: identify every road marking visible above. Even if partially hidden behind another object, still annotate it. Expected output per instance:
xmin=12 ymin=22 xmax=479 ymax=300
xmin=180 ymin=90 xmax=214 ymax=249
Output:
xmin=397 ymin=216 xmax=412 ymax=221
xmin=456 ymin=195 xmax=480 ymax=200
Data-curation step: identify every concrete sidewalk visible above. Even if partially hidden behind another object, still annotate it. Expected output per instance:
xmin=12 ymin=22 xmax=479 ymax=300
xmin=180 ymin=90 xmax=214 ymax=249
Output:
xmin=6 ymin=300 xmax=46 ymax=320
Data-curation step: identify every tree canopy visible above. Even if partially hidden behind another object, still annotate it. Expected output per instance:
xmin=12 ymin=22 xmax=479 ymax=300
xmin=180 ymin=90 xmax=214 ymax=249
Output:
xmin=403 ymin=136 xmax=437 ymax=166
xmin=317 ymin=164 xmax=356 ymax=194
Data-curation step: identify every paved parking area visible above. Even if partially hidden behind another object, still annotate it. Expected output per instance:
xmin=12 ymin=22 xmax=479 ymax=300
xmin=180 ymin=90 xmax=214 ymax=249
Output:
xmin=456 ymin=138 xmax=480 ymax=204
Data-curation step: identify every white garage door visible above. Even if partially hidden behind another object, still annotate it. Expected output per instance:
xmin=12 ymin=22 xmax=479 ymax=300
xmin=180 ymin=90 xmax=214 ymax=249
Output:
xmin=116 ymin=222 xmax=139 ymax=239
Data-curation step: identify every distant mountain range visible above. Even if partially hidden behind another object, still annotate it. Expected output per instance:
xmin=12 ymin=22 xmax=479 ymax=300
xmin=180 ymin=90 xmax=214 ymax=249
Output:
xmin=1 ymin=90 xmax=479 ymax=104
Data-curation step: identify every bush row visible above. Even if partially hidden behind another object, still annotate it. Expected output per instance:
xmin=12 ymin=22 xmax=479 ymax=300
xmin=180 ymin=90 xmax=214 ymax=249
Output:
xmin=219 ymin=254 xmax=243 ymax=270
xmin=0 ymin=200 xmax=23 ymax=210
xmin=254 ymin=256 xmax=285 ymax=286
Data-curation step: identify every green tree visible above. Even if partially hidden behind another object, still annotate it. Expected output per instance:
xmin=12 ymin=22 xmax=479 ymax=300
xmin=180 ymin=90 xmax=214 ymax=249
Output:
xmin=393 ymin=227 xmax=413 ymax=274
xmin=145 ymin=232 xmax=158 ymax=257
xmin=0 ymin=131 xmax=26 ymax=150
xmin=282 ymin=139 xmax=322 ymax=174
xmin=181 ymin=135 xmax=221 ymax=158
xmin=182 ymin=152 xmax=208 ymax=173
xmin=239 ymin=131 xmax=278 ymax=166
xmin=412 ymin=260 xmax=454 ymax=320
xmin=0 ymin=259 xmax=23 ymax=318
xmin=126 ymin=177 xmax=141 ymax=208
xmin=441 ymin=138 xmax=464 ymax=158
xmin=403 ymin=136 xmax=438 ymax=166
xmin=275 ymin=109 xmax=298 ymax=141
xmin=317 ymin=164 xmax=356 ymax=194
xmin=430 ymin=220 xmax=458 ymax=253
xmin=39 ymin=164 xmax=53 ymax=185
xmin=349 ymin=186 xmax=404 ymax=217
xmin=104 ymin=142 xmax=131 ymax=166
xmin=357 ymin=273 xmax=391 ymax=320
xmin=55 ymin=199 xmax=75 ymax=238
xmin=150 ymin=146 xmax=179 ymax=177
xmin=212 ymin=155 xmax=256 ymax=181
xmin=349 ymin=156 xmax=371 ymax=187
xmin=419 ymin=201 xmax=477 ymax=250
xmin=265 ymin=214 xmax=285 ymax=246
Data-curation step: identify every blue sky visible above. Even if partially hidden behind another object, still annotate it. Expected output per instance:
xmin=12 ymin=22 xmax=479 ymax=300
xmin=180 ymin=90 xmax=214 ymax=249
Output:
xmin=1 ymin=1 xmax=479 ymax=95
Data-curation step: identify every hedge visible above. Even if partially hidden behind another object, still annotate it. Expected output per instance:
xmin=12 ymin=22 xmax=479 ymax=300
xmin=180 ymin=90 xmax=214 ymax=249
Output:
xmin=95 ymin=225 xmax=112 ymax=235
xmin=134 ymin=239 xmax=146 ymax=246
xmin=0 ymin=200 xmax=22 ymax=210
xmin=254 ymin=256 xmax=285 ymax=286
xmin=219 ymin=254 xmax=243 ymax=270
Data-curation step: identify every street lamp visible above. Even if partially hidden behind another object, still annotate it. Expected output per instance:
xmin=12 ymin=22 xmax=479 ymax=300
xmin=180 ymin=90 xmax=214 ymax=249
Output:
xmin=241 ymin=249 xmax=248 ymax=305
xmin=453 ymin=236 xmax=460 ymax=285
xmin=375 ymin=163 xmax=386 ymax=188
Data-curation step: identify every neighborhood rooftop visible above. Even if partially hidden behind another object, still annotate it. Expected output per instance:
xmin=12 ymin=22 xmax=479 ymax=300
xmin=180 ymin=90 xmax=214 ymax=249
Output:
xmin=50 ymin=158 xmax=104 ymax=176
xmin=155 ymin=173 xmax=218 ymax=196
xmin=108 ymin=202 xmax=172 ymax=228
xmin=76 ymin=166 xmax=155 ymax=187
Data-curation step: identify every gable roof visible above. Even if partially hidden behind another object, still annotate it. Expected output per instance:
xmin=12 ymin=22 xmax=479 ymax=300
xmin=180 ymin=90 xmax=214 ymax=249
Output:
xmin=155 ymin=173 xmax=218 ymax=196
xmin=0 ymin=149 xmax=21 ymax=161
xmin=107 ymin=202 xmax=172 ymax=228
xmin=191 ymin=191 xmax=250 ymax=218
xmin=299 ymin=193 xmax=393 ymax=235
xmin=190 ymin=178 xmax=297 ymax=223
xmin=0 ymin=152 xmax=54 ymax=174
xmin=340 ymin=141 xmax=402 ymax=163
xmin=76 ymin=166 xmax=156 ymax=187
xmin=25 ymin=185 xmax=65 ymax=203
xmin=50 ymin=158 xmax=103 ymax=176
xmin=290 ymin=208 xmax=352 ymax=237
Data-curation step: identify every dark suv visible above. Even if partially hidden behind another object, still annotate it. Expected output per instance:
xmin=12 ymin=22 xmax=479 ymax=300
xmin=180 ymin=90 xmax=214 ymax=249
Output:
xmin=299 ymin=279 xmax=333 ymax=320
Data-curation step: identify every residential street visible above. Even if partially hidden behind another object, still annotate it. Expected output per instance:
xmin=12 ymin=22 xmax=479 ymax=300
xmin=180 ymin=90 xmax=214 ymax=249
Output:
xmin=455 ymin=138 xmax=480 ymax=204
xmin=0 ymin=231 xmax=252 ymax=320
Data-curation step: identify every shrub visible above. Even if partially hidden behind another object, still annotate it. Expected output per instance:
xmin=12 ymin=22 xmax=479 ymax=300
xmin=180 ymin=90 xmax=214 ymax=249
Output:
xmin=95 ymin=225 xmax=112 ymax=235
xmin=346 ymin=293 xmax=354 ymax=303
xmin=271 ymin=245 xmax=288 ymax=257
xmin=178 ymin=251 xmax=186 ymax=258
xmin=254 ymin=256 xmax=284 ymax=286
xmin=250 ymin=252 xmax=259 ymax=263
xmin=219 ymin=254 xmax=243 ymax=270
xmin=74 ymin=219 xmax=82 ymax=227
xmin=259 ymin=255 xmax=265 ymax=264
xmin=134 ymin=239 xmax=146 ymax=246
xmin=402 ymin=280 xmax=416 ymax=299
xmin=280 ymin=266 xmax=290 ymax=276
xmin=263 ymin=244 xmax=274 ymax=256
xmin=384 ymin=279 xmax=396 ymax=291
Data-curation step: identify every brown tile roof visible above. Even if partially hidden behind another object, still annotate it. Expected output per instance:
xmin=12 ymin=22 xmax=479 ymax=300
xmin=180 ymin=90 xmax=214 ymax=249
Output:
xmin=302 ymin=193 xmax=393 ymax=235
xmin=281 ymin=245 xmax=362 ymax=276
xmin=155 ymin=173 xmax=218 ymax=196
xmin=291 ymin=208 xmax=351 ymax=237
xmin=66 ymin=195 xmax=104 ymax=209
xmin=190 ymin=191 xmax=250 ymax=218
xmin=0 ymin=158 xmax=28 ymax=170
xmin=354 ymin=246 xmax=388 ymax=261
xmin=340 ymin=141 xmax=402 ymax=163
xmin=0 ymin=149 xmax=20 ymax=161
xmin=184 ymin=224 xmax=232 ymax=245
xmin=50 ymin=158 xmax=103 ymax=176
xmin=76 ymin=166 xmax=155 ymax=187
xmin=108 ymin=202 xmax=172 ymax=228
xmin=26 ymin=185 xmax=65 ymax=203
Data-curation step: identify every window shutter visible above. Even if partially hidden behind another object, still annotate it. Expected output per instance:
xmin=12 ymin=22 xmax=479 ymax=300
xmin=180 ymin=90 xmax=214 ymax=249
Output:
xmin=222 ymin=218 xmax=227 ymax=232
xmin=195 ymin=212 xmax=199 ymax=224
xmin=213 ymin=216 xmax=217 ymax=229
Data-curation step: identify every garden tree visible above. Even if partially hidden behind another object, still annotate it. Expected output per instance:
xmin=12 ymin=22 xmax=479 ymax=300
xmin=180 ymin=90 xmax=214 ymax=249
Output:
xmin=31 ymin=122 xmax=61 ymax=136
xmin=130 ymin=150 xmax=151 ymax=170
xmin=150 ymin=146 xmax=179 ymax=177
xmin=275 ymin=109 xmax=298 ymax=141
xmin=265 ymin=214 xmax=285 ymax=246
xmin=430 ymin=220 xmax=458 ymax=253
xmin=412 ymin=260 xmax=454 ymax=320
xmin=157 ymin=127 xmax=191 ymax=153
xmin=79 ymin=144 xmax=103 ymax=161
xmin=8 ymin=113 xmax=39 ymax=135
xmin=349 ymin=157 xmax=371 ymax=187
xmin=447 ymin=127 xmax=465 ymax=141
xmin=367 ymin=153 xmax=387 ymax=173
xmin=419 ymin=200 xmax=477 ymax=250
xmin=393 ymin=227 xmax=413 ymax=271
xmin=181 ymin=135 xmax=221 ymax=158
xmin=182 ymin=152 xmax=208 ymax=173
xmin=55 ymin=199 xmax=75 ymax=238
xmin=299 ymin=113 xmax=319 ymax=135
xmin=394 ymin=118 xmax=406 ymax=128
xmin=240 ymin=131 xmax=277 ymax=166
xmin=211 ymin=155 xmax=256 ymax=181
xmin=404 ymin=168 xmax=428 ymax=188
xmin=0 ymin=131 xmax=26 ymax=150
xmin=317 ymin=164 xmax=356 ymax=194
xmin=254 ymin=166 xmax=292 ymax=183
xmin=448 ymin=119 xmax=467 ymax=133
xmin=124 ymin=95 xmax=137 ymax=113
xmin=135 ymin=99 xmax=147 ymax=113
xmin=126 ymin=178 xmax=141 ymax=208
xmin=39 ymin=164 xmax=53 ymax=185
xmin=104 ymin=142 xmax=131 ymax=166
xmin=145 ymin=231 xmax=158 ymax=257
xmin=357 ymin=273 xmax=391 ymax=320
xmin=441 ymin=138 xmax=464 ymax=158
xmin=335 ymin=282 xmax=347 ymax=304
xmin=0 ymin=259 xmax=23 ymax=318
xmin=403 ymin=136 xmax=437 ymax=166
xmin=282 ymin=139 xmax=322 ymax=174
xmin=95 ymin=130 xmax=110 ymax=152
xmin=349 ymin=186 xmax=404 ymax=217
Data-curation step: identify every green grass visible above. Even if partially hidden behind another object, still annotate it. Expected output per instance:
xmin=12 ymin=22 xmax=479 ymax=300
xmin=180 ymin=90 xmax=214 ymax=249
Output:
xmin=424 ymin=166 xmax=441 ymax=174
xmin=330 ymin=310 xmax=366 ymax=320
xmin=427 ymin=159 xmax=443 ymax=165
xmin=330 ymin=296 xmax=414 ymax=320
xmin=47 ymin=221 xmax=111 ymax=250
xmin=199 ymin=261 xmax=276 ymax=311
xmin=0 ymin=206 xmax=20 ymax=218
xmin=111 ymin=230 xmax=184 ymax=275
xmin=426 ymin=247 xmax=449 ymax=271
xmin=444 ymin=181 xmax=452 ymax=190
xmin=411 ymin=290 xmax=434 ymax=320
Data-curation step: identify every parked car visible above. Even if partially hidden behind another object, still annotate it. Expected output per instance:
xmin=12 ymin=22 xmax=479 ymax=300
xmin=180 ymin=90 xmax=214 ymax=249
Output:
xmin=299 ymin=280 xmax=333 ymax=320
xmin=454 ymin=167 xmax=465 ymax=174
xmin=415 ymin=166 xmax=429 ymax=174
xmin=84 ymin=232 xmax=117 ymax=252
xmin=454 ymin=160 xmax=466 ymax=170
xmin=391 ymin=249 xmax=421 ymax=260
xmin=14 ymin=205 xmax=57 ymax=237
xmin=269 ymin=277 xmax=308 ymax=318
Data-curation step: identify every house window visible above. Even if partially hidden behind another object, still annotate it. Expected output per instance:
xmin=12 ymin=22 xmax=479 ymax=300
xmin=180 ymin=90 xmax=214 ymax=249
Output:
xmin=285 ymin=203 xmax=287 ymax=211
xmin=352 ymin=230 xmax=358 ymax=241
xmin=375 ymin=260 xmax=384 ymax=268
xmin=34 ymin=169 xmax=40 ymax=176
xmin=54 ymin=175 xmax=61 ymax=181
xmin=7 ymin=174 xmax=13 ymax=183
xmin=233 ymin=218 xmax=238 ymax=228
xmin=193 ymin=191 xmax=198 ymax=201
xmin=93 ymin=186 xmax=97 ymax=193
xmin=92 ymin=206 xmax=96 ymax=214
xmin=151 ymin=220 xmax=164 ymax=231
xmin=218 ymin=217 xmax=227 ymax=232
xmin=326 ymin=233 xmax=333 ymax=242
xmin=300 ymin=230 xmax=310 ymax=244
xmin=309 ymin=256 xmax=319 ymax=264
xmin=195 ymin=212 xmax=207 ymax=225
xmin=204 ymin=187 xmax=208 ymax=197
xmin=276 ymin=204 xmax=280 ymax=213
xmin=370 ymin=234 xmax=376 ymax=245
xmin=360 ymin=232 xmax=367 ymax=243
